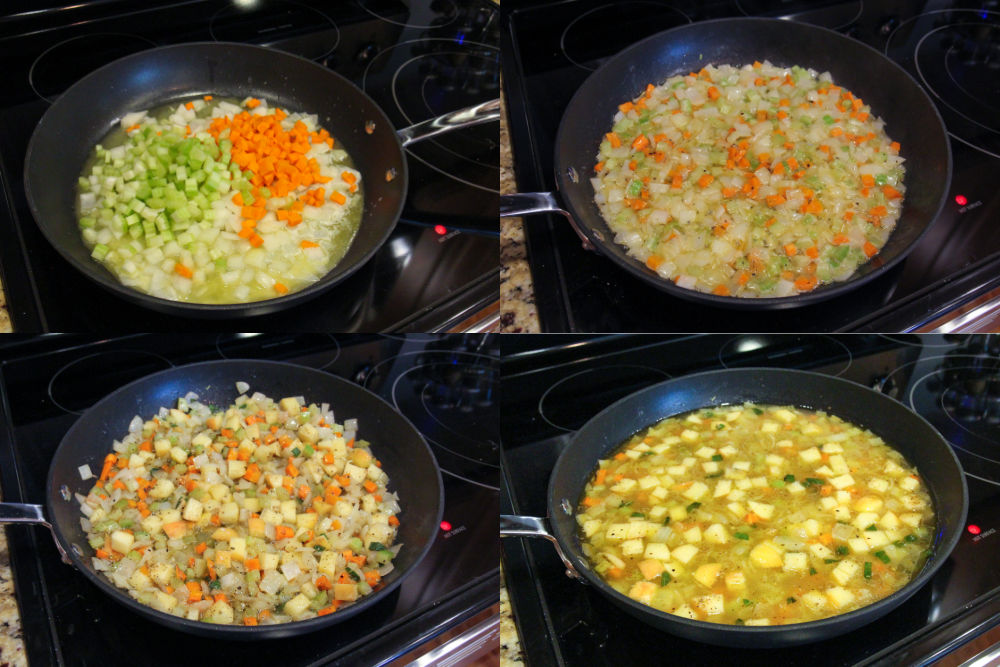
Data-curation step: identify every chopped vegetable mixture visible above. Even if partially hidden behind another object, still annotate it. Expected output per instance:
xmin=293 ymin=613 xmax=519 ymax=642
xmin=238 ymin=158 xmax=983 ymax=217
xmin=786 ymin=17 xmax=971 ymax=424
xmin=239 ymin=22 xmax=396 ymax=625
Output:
xmin=576 ymin=404 xmax=933 ymax=625
xmin=78 ymin=386 xmax=400 ymax=625
xmin=593 ymin=61 xmax=905 ymax=297
xmin=77 ymin=96 xmax=363 ymax=303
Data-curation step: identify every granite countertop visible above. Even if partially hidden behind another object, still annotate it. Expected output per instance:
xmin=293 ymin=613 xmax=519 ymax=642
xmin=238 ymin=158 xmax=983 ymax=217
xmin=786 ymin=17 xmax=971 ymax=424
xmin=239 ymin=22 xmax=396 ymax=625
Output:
xmin=499 ymin=567 xmax=524 ymax=666
xmin=0 ymin=280 xmax=12 ymax=334
xmin=0 ymin=529 xmax=26 ymax=666
xmin=499 ymin=80 xmax=541 ymax=333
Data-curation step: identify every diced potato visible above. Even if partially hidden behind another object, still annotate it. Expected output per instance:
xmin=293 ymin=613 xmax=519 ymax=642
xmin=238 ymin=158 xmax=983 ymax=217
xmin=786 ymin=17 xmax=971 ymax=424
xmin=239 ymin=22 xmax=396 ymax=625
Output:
xmin=182 ymin=497 xmax=204 ymax=522
xmin=829 ymin=455 xmax=849 ymax=475
xmin=644 ymin=543 xmax=671 ymax=561
xmin=727 ymin=502 xmax=746 ymax=517
xmin=704 ymin=524 xmax=728 ymax=544
xmin=802 ymin=423 xmax=821 ymax=435
xmin=783 ymin=552 xmax=808 ymax=572
xmin=663 ymin=561 xmax=684 ymax=578
xmin=280 ymin=500 xmax=297 ymax=523
xmin=667 ymin=465 xmax=687 ymax=476
xmin=750 ymin=476 xmax=767 ymax=488
xmin=832 ymin=560 xmax=860 ymax=586
xmin=582 ymin=519 xmax=601 ymax=538
xmin=848 ymin=538 xmax=870 ymax=553
xmin=773 ymin=408 xmax=796 ymax=423
xmin=702 ymin=461 xmax=720 ymax=474
xmin=869 ymin=478 xmax=890 ymax=493
xmin=695 ymin=446 xmax=717 ymax=459
xmin=651 ymin=486 xmax=669 ymax=500
xmin=832 ymin=506 xmax=851 ymax=521
xmin=853 ymin=512 xmax=880 ymax=530
xmin=260 ymin=509 xmax=283 ymax=526
xmin=713 ymin=480 xmax=732 ymax=498
xmin=672 ymin=544 xmax=699 ymax=564
xmin=879 ymin=511 xmax=900 ymax=530
xmin=802 ymin=590 xmax=828 ymax=611
xmin=159 ymin=508 xmax=181 ymax=524
xmin=765 ymin=454 xmax=784 ymax=466
xmin=803 ymin=519 xmax=820 ymax=536
xmin=693 ymin=563 xmax=722 ymax=588
xmin=685 ymin=414 xmax=703 ymax=424
xmin=901 ymin=494 xmax=926 ymax=511
xmin=648 ymin=506 xmax=669 ymax=521
xmin=750 ymin=541 xmax=784 ymax=568
xmin=725 ymin=410 xmax=742 ymax=422
xmin=621 ymin=538 xmax=645 ymax=556
xmin=626 ymin=522 xmax=651 ymax=539
xmin=611 ymin=478 xmax=637 ymax=494
xmin=829 ymin=473 xmax=855 ymax=489
xmin=110 ymin=530 xmax=134 ymax=554
xmin=787 ymin=481 xmax=805 ymax=494
xmin=680 ymin=429 xmax=699 ymax=442
xmin=862 ymin=530 xmax=890 ymax=549
xmin=282 ymin=593 xmax=311 ymax=619
xmin=826 ymin=586 xmax=856 ymax=609
xmin=211 ymin=527 xmax=237 ymax=541
xmin=216 ymin=501 xmax=238 ymax=525
xmin=694 ymin=594 xmax=725 ymax=615
xmin=334 ymin=583 xmax=359 ymax=602
xmin=821 ymin=442 xmax=843 ymax=453
xmin=819 ymin=497 xmax=838 ymax=510
xmin=900 ymin=513 xmax=923 ymax=528
xmin=732 ymin=461 xmax=751 ymax=471
xmin=672 ymin=605 xmax=698 ymax=620
xmin=799 ymin=447 xmax=822 ymax=463
xmin=128 ymin=569 xmax=152 ymax=590
xmin=149 ymin=478 xmax=175 ymax=500
xmin=760 ymin=421 xmax=779 ymax=433
xmin=214 ymin=550 xmax=232 ymax=568
xmin=151 ymin=590 xmax=178 ymax=613
xmin=230 ymin=536 xmax=246 ymax=561
xmin=899 ymin=475 xmax=919 ymax=491
xmin=343 ymin=462 xmax=367 ymax=485
xmin=725 ymin=571 xmax=746 ymax=590
xmin=154 ymin=439 xmax=172 ymax=456
xmin=227 ymin=459 xmax=247 ymax=479
xmin=815 ymin=465 xmax=834 ymax=477
xmin=719 ymin=445 xmax=738 ymax=456
xmin=836 ymin=490 xmax=851 ymax=505
xmin=884 ymin=460 xmax=905 ymax=476
xmin=279 ymin=397 xmax=301 ymax=414
xmin=140 ymin=515 xmax=163 ymax=535
xmin=169 ymin=446 xmax=188 ymax=464
xmin=637 ymin=475 xmax=659 ymax=490
xmin=682 ymin=481 xmax=708 ymax=501
xmin=638 ymin=559 xmax=664 ymax=580
xmin=747 ymin=501 xmax=774 ymax=519
xmin=149 ymin=562 xmax=173 ymax=586
xmin=809 ymin=543 xmax=834 ymax=559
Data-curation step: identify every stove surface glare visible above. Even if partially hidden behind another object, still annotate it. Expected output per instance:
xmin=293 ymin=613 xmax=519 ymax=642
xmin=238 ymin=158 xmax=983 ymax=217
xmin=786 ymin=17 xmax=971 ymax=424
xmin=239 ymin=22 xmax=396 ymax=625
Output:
xmin=718 ymin=334 xmax=852 ymax=376
xmin=28 ymin=33 xmax=157 ymax=102
xmin=209 ymin=0 xmax=340 ymax=60
xmin=887 ymin=9 xmax=1000 ymax=158
xmin=735 ymin=0 xmax=862 ymax=29
xmin=559 ymin=1 xmax=690 ymax=70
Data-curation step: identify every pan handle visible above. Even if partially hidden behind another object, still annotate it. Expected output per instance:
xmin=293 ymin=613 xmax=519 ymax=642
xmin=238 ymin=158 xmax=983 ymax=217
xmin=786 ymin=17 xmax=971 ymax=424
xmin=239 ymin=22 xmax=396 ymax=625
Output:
xmin=396 ymin=99 xmax=500 ymax=148
xmin=500 ymin=514 xmax=583 ymax=580
xmin=499 ymin=193 xmax=596 ymax=251
xmin=0 ymin=503 xmax=72 ymax=565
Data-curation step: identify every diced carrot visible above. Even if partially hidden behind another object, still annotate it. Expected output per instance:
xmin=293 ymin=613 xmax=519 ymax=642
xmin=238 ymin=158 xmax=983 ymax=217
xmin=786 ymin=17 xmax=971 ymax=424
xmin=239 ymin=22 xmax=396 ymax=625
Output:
xmin=242 ymin=461 xmax=261 ymax=482
xmin=707 ymin=86 xmax=720 ymax=100
xmin=712 ymin=284 xmax=730 ymax=296
xmin=631 ymin=134 xmax=650 ymax=151
xmin=784 ymin=243 xmax=797 ymax=257
xmin=697 ymin=174 xmax=715 ymax=188
xmin=863 ymin=241 xmax=879 ymax=257
xmin=861 ymin=174 xmax=875 ymax=187
xmin=195 ymin=542 xmax=208 ymax=555
xmin=388 ymin=516 xmax=400 ymax=527
xmin=831 ymin=234 xmax=850 ymax=245
xmin=274 ymin=525 xmax=295 ymax=540
xmin=174 ymin=263 xmax=193 ymax=279
xmin=883 ymin=185 xmax=902 ymax=199
xmin=363 ymin=480 xmax=377 ymax=493
xmin=245 ymin=557 xmax=261 ymax=571
xmin=162 ymin=521 xmax=188 ymax=539
xmin=645 ymin=254 xmax=664 ymax=271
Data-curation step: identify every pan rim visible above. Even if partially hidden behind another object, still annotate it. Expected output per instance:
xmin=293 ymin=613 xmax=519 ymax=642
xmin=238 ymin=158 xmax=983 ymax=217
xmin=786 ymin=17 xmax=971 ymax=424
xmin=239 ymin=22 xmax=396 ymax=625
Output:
xmin=23 ymin=41 xmax=410 ymax=318
xmin=547 ymin=367 xmax=968 ymax=643
xmin=552 ymin=16 xmax=953 ymax=310
xmin=44 ymin=358 xmax=443 ymax=638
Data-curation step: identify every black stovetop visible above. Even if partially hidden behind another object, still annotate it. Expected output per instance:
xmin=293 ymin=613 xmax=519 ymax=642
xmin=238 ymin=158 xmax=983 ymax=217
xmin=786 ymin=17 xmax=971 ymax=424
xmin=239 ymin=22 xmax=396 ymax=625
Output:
xmin=0 ymin=333 xmax=500 ymax=667
xmin=501 ymin=334 xmax=1000 ymax=666
xmin=501 ymin=1 xmax=1000 ymax=332
xmin=0 ymin=0 xmax=500 ymax=332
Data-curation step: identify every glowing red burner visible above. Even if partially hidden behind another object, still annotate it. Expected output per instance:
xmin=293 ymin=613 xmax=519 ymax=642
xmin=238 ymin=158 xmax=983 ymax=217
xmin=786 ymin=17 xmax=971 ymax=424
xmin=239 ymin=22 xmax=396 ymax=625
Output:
xmin=440 ymin=520 xmax=452 ymax=532
xmin=968 ymin=524 xmax=981 ymax=535
xmin=434 ymin=224 xmax=448 ymax=235
xmin=955 ymin=195 xmax=968 ymax=206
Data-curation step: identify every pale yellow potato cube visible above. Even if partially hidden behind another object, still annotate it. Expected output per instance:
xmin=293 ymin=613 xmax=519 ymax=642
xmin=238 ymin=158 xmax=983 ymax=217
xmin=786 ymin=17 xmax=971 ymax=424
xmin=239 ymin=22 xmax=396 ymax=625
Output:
xmin=182 ymin=498 xmax=204 ymax=522
xmin=704 ymin=524 xmax=728 ymax=544
xmin=169 ymin=446 xmax=187 ymax=464
xmin=154 ymin=439 xmax=172 ymax=456
xmin=230 ymin=537 xmax=246 ymax=562
xmin=683 ymin=482 xmax=708 ymax=501
xmin=814 ymin=465 xmax=834 ymax=477
xmin=695 ymin=446 xmax=717 ymax=459
xmin=159 ymin=508 xmax=181 ymax=524
xmin=732 ymin=461 xmax=751 ymax=471
xmin=765 ymin=454 xmax=785 ymax=466
xmin=128 ymin=569 xmax=152 ymax=590
xmin=680 ymin=429 xmax=699 ymax=442
xmin=829 ymin=455 xmax=849 ymax=475
xmin=605 ymin=524 xmax=629 ymax=542
xmin=787 ymin=481 xmax=805 ymax=494
xmin=279 ymin=397 xmax=301 ymax=414
xmin=644 ymin=543 xmax=671 ymax=561
xmin=149 ymin=478 xmax=175 ymax=500
xmin=833 ymin=506 xmax=851 ymax=522
xmin=621 ymin=538 xmax=644 ymax=556
xmin=151 ymin=591 xmax=178 ymax=613
xmin=879 ymin=511 xmax=900 ymax=530
xmin=848 ymin=538 xmax=870 ymax=553
xmin=862 ymin=531 xmax=890 ymax=549
xmin=683 ymin=526 xmax=702 ymax=544
xmin=901 ymin=494 xmax=926 ymax=511
xmin=261 ymin=552 xmax=280 ymax=571
xmin=611 ymin=478 xmax=637 ymax=494
xmin=626 ymin=521 xmax=650 ymax=539
xmin=832 ymin=560 xmax=860 ymax=586
xmin=719 ymin=445 xmax=738 ymax=456
xmin=227 ymin=460 xmax=247 ymax=479
xmin=672 ymin=544 xmax=699 ymax=564
xmin=150 ymin=562 xmax=173 ymax=586
xmin=344 ymin=462 xmax=367 ymax=485
xmin=747 ymin=501 xmax=774 ymax=519
xmin=651 ymin=486 xmax=669 ymax=500
xmin=836 ymin=490 xmax=852 ymax=505
xmin=809 ymin=543 xmax=834 ymax=559
xmin=820 ymin=497 xmax=838 ymax=510
xmin=110 ymin=529 xmax=134 ymax=554
xmin=280 ymin=500 xmax=297 ymax=523
xmin=685 ymin=414 xmax=703 ymax=424
xmin=316 ymin=551 xmax=337 ymax=577
xmin=826 ymin=586 xmax=856 ymax=609
xmin=695 ymin=594 xmax=725 ymax=615
xmin=783 ymin=552 xmax=808 ymax=572
xmin=713 ymin=480 xmax=732 ymax=498
xmin=854 ymin=512 xmax=880 ymax=530
xmin=693 ymin=563 xmax=722 ymax=588
xmin=648 ymin=506 xmax=669 ymax=521
xmin=745 ymin=619 xmax=771 ymax=626
xmin=701 ymin=461 xmax=720 ymax=474
xmin=296 ymin=513 xmax=317 ymax=531
xmin=799 ymin=447 xmax=822 ymax=463
xmin=899 ymin=476 xmax=919 ymax=491
xmin=672 ymin=605 xmax=698 ymax=620
xmin=772 ymin=408 xmax=796 ymax=423
xmin=868 ymin=478 xmax=890 ymax=493
xmin=669 ymin=505 xmax=689 ymax=522
xmin=884 ymin=460 xmax=905 ymax=476
xmin=725 ymin=410 xmax=743 ymax=422
xmin=211 ymin=527 xmax=237 ymax=541
xmin=750 ymin=476 xmax=767 ymax=488
xmin=802 ymin=590 xmax=828 ymax=611
xmin=760 ymin=421 xmax=780 ymax=433
xmin=667 ymin=465 xmax=688 ymax=476
xmin=215 ymin=549 xmax=232 ymax=568
xmin=725 ymin=571 xmax=746 ymax=590
xmin=141 ymin=515 xmax=163 ymax=535
xmin=803 ymin=519 xmax=821 ymax=536
xmin=802 ymin=423 xmax=822 ymax=435
xmin=582 ymin=520 xmax=601 ymax=538
xmin=637 ymin=475 xmax=659 ymax=490
xmin=727 ymin=502 xmax=746 ymax=517
xmin=260 ymin=508 xmax=283 ymax=526
xmin=900 ymin=513 xmax=923 ymax=528
xmin=821 ymin=442 xmax=843 ymax=453
xmin=728 ymin=489 xmax=746 ymax=501
xmin=663 ymin=561 xmax=684 ymax=578
xmin=282 ymin=593 xmax=311 ymax=619
xmin=266 ymin=473 xmax=284 ymax=488
xmin=830 ymin=473 xmax=855 ymax=489
xmin=750 ymin=541 xmax=784 ymax=568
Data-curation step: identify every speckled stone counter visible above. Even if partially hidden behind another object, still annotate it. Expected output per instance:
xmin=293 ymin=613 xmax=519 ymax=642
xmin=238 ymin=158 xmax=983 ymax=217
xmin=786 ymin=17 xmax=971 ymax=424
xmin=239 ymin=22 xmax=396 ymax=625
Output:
xmin=0 ymin=529 xmax=26 ymax=666
xmin=0 ymin=279 xmax=12 ymax=333
xmin=499 ymin=81 xmax=541 ymax=333
xmin=499 ymin=567 xmax=524 ymax=666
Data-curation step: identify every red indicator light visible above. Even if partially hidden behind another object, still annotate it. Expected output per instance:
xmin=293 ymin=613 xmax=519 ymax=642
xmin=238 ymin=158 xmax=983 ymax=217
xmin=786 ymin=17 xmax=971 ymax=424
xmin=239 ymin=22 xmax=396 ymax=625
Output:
xmin=955 ymin=195 xmax=968 ymax=206
xmin=440 ymin=520 xmax=452 ymax=532
xmin=968 ymin=524 xmax=981 ymax=535
xmin=434 ymin=224 xmax=448 ymax=235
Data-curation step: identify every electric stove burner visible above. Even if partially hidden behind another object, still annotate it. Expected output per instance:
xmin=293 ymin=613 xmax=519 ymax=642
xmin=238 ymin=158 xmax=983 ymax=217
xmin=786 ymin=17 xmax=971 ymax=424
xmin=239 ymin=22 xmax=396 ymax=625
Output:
xmin=210 ymin=0 xmax=339 ymax=61
xmin=887 ymin=10 xmax=1000 ymax=158
xmin=365 ymin=350 xmax=498 ymax=489
xmin=358 ymin=0 xmax=458 ymax=29
xmin=879 ymin=334 xmax=958 ymax=348
xmin=362 ymin=38 xmax=500 ymax=193
xmin=560 ymin=2 xmax=690 ymax=71
xmin=28 ymin=33 xmax=158 ymax=102
xmin=215 ymin=333 xmax=339 ymax=368
xmin=539 ymin=365 xmax=670 ymax=432
xmin=736 ymin=0 xmax=862 ymax=29
xmin=48 ymin=350 xmax=173 ymax=414
xmin=718 ymin=334 xmax=852 ymax=376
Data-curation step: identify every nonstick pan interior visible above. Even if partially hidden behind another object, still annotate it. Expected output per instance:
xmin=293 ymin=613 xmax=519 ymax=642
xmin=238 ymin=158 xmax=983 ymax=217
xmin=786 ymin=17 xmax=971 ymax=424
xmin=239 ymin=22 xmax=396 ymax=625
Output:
xmin=24 ymin=42 xmax=409 ymax=318
xmin=44 ymin=360 xmax=442 ymax=639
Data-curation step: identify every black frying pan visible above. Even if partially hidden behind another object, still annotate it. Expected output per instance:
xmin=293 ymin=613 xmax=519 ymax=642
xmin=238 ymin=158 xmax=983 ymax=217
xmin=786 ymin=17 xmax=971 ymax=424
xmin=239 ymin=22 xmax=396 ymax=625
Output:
xmin=500 ymin=18 xmax=952 ymax=309
xmin=501 ymin=368 xmax=967 ymax=647
xmin=0 ymin=360 xmax=443 ymax=639
xmin=24 ymin=42 xmax=499 ymax=318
